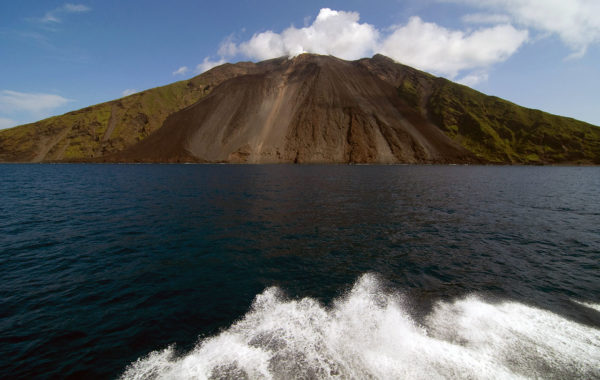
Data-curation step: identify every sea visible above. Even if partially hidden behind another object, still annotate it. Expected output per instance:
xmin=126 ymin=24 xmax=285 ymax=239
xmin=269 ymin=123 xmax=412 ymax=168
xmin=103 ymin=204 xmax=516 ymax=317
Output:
xmin=1 ymin=164 xmax=599 ymax=379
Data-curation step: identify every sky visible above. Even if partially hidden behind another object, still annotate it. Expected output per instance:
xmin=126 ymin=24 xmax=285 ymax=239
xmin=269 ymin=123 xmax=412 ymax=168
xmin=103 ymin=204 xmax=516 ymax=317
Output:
xmin=1 ymin=0 xmax=599 ymax=129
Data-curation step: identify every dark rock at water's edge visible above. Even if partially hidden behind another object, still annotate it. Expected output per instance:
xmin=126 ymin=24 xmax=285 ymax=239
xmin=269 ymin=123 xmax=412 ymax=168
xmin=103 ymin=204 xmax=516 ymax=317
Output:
xmin=1 ymin=54 xmax=599 ymax=164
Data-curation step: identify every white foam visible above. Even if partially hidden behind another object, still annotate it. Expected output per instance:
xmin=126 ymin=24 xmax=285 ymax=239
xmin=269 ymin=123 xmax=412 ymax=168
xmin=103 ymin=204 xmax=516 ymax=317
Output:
xmin=120 ymin=274 xmax=600 ymax=379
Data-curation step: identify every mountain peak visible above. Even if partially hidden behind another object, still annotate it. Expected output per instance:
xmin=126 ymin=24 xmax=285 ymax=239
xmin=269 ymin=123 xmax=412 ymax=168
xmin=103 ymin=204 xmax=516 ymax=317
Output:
xmin=371 ymin=53 xmax=395 ymax=62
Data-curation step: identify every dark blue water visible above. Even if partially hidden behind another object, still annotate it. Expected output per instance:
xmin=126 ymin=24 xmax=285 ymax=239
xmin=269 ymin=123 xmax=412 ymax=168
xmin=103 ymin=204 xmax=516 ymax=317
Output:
xmin=1 ymin=164 xmax=599 ymax=379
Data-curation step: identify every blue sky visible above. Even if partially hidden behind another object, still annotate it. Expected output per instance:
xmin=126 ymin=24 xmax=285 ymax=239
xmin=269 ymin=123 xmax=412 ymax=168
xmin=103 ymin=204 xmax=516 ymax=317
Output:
xmin=1 ymin=0 xmax=599 ymax=129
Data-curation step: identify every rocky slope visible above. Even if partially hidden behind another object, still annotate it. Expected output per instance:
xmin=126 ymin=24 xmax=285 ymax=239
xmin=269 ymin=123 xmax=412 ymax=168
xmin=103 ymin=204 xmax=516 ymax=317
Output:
xmin=0 ymin=62 xmax=257 ymax=162
xmin=1 ymin=54 xmax=599 ymax=164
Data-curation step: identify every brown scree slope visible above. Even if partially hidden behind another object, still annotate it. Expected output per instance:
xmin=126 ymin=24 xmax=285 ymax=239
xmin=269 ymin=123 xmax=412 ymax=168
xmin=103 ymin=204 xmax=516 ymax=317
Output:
xmin=108 ymin=54 xmax=477 ymax=163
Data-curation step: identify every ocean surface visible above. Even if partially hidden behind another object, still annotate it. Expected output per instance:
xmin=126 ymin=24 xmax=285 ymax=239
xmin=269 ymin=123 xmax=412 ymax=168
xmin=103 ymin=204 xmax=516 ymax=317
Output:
xmin=1 ymin=164 xmax=599 ymax=379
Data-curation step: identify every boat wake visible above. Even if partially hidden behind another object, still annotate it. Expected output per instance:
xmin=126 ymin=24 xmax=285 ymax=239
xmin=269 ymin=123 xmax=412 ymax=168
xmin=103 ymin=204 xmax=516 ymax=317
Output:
xmin=121 ymin=274 xmax=600 ymax=379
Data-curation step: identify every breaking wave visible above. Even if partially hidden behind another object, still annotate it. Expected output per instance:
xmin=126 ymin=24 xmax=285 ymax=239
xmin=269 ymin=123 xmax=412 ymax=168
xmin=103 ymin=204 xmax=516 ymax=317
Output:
xmin=121 ymin=274 xmax=600 ymax=379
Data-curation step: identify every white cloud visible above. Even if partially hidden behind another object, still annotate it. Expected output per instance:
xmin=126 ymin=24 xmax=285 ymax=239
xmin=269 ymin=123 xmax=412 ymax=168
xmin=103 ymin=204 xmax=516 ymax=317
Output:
xmin=457 ymin=72 xmax=489 ymax=86
xmin=121 ymin=89 xmax=138 ymax=97
xmin=218 ymin=9 xmax=527 ymax=81
xmin=0 ymin=90 xmax=70 ymax=114
xmin=40 ymin=3 xmax=91 ymax=23
xmin=380 ymin=17 xmax=528 ymax=78
xmin=63 ymin=4 xmax=91 ymax=13
xmin=0 ymin=117 xmax=17 ymax=130
xmin=196 ymin=57 xmax=226 ymax=74
xmin=448 ymin=0 xmax=600 ymax=58
xmin=462 ymin=13 xmax=511 ymax=24
xmin=217 ymin=35 xmax=238 ymax=57
xmin=172 ymin=66 xmax=189 ymax=76
xmin=41 ymin=12 xmax=61 ymax=24
xmin=236 ymin=8 xmax=379 ymax=61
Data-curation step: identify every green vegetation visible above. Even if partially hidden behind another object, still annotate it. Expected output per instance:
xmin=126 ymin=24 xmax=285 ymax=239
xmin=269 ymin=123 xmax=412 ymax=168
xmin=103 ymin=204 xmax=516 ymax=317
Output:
xmin=396 ymin=71 xmax=435 ymax=109
xmin=0 ymin=75 xmax=212 ymax=162
xmin=397 ymin=75 xmax=600 ymax=164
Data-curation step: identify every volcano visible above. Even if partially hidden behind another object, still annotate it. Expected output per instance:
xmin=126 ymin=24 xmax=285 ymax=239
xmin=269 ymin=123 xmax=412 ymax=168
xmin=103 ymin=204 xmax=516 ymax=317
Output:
xmin=1 ymin=54 xmax=599 ymax=164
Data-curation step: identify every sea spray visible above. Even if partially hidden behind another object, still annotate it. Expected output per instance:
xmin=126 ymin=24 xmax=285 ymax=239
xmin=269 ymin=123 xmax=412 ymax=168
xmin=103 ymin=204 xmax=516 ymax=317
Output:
xmin=120 ymin=274 xmax=600 ymax=379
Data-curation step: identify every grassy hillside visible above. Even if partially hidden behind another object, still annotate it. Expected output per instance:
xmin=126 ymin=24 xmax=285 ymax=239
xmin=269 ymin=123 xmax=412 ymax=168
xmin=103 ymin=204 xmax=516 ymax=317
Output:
xmin=397 ymin=74 xmax=600 ymax=164
xmin=0 ymin=71 xmax=231 ymax=162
